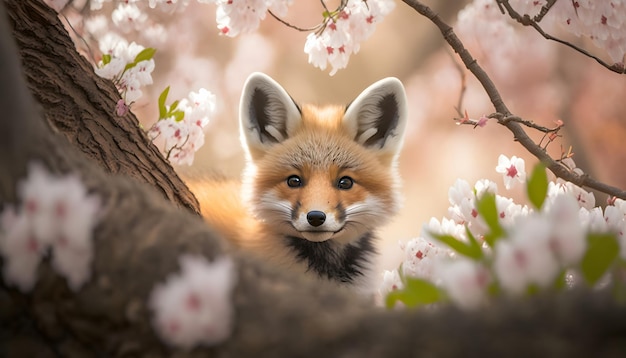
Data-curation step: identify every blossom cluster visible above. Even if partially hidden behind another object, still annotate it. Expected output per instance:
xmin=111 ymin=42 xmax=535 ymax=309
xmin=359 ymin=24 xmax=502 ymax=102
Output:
xmin=147 ymin=87 xmax=216 ymax=166
xmin=95 ymin=37 xmax=155 ymax=107
xmin=203 ymin=0 xmax=294 ymax=37
xmin=547 ymin=0 xmax=626 ymax=64
xmin=382 ymin=155 xmax=626 ymax=310
xmin=149 ymin=255 xmax=237 ymax=349
xmin=0 ymin=163 xmax=101 ymax=292
xmin=304 ymin=0 xmax=396 ymax=75
xmin=506 ymin=0 xmax=626 ymax=64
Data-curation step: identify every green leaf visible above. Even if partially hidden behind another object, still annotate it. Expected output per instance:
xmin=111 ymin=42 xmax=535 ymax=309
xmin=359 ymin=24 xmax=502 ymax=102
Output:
xmin=553 ymin=269 xmax=568 ymax=291
xmin=431 ymin=233 xmax=483 ymax=260
xmin=169 ymin=100 xmax=180 ymax=112
xmin=475 ymin=193 xmax=505 ymax=246
xmin=124 ymin=47 xmax=156 ymax=71
xmin=581 ymin=233 xmax=619 ymax=286
xmin=465 ymin=226 xmax=483 ymax=258
xmin=102 ymin=54 xmax=111 ymax=65
xmin=158 ymin=86 xmax=170 ymax=119
xmin=487 ymin=282 xmax=500 ymax=297
xmin=385 ymin=277 xmax=444 ymax=309
xmin=134 ymin=47 xmax=156 ymax=63
xmin=172 ymin=110 xmax=185 ymax=122
xmin=527 ymin=163 xmax=548 ymax=210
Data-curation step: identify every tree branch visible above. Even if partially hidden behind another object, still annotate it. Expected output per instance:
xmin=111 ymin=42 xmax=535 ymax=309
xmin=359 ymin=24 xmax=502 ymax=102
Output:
xmin=401 ymin=0 xmax=626 ymax=200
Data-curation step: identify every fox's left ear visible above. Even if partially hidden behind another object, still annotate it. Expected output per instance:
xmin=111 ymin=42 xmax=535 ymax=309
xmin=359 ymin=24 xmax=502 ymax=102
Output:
xmin=239 ymin=72 xmax=302 ymax=160
xmin=343 ymin=77 xmax=407 ymax=156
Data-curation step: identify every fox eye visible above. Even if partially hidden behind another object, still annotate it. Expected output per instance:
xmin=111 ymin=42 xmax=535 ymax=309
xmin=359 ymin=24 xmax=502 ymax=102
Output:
xmin=287 ymin=175 xmax=303 ymax=188
xmin=337 ymin=176 xmax=354 ymax=190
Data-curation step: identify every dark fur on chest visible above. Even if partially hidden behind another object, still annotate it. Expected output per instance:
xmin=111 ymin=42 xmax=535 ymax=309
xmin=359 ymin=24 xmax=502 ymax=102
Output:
xmin=285 ymin=233 xmax=376 ymax=284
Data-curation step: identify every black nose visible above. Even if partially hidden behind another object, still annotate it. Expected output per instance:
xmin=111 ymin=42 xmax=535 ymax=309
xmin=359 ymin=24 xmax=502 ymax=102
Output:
xmin=306 ymin=211 xmax=326 ymax=227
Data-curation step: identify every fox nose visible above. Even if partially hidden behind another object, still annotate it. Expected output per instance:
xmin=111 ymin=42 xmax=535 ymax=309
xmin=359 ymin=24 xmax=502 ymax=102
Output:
xmin=306 ymin=211 xmax=326 ymax=227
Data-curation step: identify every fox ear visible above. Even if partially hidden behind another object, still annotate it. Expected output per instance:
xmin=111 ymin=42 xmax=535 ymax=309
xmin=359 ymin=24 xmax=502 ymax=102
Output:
xmin=343 ymin=77 xmax=407 ymax=156
xmin=239 ymin=72 xmax=301 ymax=159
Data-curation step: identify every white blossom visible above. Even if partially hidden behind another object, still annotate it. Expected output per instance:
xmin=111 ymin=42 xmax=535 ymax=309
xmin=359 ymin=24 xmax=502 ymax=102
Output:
xmin=437 ymin=258 xmax=490 ymax=310
xmin=0 ymin=163 xmax=100 ymax=292
xmin=494 ymin=214 xmax=559 ymax=294
xmin=495 ymin=154 xmax=526 ymax=190
xmin=149 ymin=255 xmax=237 ymax=349
xmin=148 ymin=88 xmax=216 ymax=166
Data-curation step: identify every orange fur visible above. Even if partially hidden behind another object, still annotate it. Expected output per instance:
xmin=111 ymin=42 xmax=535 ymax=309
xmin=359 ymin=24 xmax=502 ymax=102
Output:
xmin=190 ymin=73 xmax=407 ymax=289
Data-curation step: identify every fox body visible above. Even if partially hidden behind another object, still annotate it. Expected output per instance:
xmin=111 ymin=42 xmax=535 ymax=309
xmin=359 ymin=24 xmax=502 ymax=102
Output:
xmin=193 ymin=73 xmax=407 ymax=290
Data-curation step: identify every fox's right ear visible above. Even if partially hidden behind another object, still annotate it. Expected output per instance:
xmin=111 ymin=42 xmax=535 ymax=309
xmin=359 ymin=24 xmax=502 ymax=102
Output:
xmin=239 ymin=72 xmax=301 ymax=160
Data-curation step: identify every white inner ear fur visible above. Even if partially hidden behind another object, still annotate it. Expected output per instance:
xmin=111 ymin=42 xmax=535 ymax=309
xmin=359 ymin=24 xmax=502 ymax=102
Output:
xmin=239 ymin=72 xmax=301 ymax=158
xmin=343 ymin=77 xmax=408 ymax=156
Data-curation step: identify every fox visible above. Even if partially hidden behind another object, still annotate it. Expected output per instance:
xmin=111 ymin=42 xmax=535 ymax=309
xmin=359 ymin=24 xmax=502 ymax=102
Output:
xmin=191 ymin=72 xmax=408 ymax=291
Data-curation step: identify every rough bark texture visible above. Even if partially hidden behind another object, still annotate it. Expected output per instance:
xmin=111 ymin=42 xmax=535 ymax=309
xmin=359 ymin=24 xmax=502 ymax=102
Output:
xmin=3 ymin=0 xmax=200 ymax=215
xmin=2 ymin=0 xmax=626 ymax=357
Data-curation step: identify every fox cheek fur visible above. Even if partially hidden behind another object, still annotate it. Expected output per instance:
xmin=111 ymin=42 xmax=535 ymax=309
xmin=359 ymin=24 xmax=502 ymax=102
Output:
xmin=235 ymin=72 xmax=408 ymax=289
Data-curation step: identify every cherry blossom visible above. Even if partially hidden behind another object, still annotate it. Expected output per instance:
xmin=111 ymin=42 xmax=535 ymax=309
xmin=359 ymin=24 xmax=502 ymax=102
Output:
xmin=381 ymin=154 xmax=620 ymax=309
xmin=494 ymin=214 xmax=559 ymax=295
xmin=147 ymin=88 xmax=216 ymax=165
xmin=546 ymin=0 xmax=626 ymax=64
xmin=112 ymin=3 xmax=147 ymax=33
xmin=0 ymin=206 xmax=42 ymax=292
xmin=304 ymin=0 xmax=396 ymax=75
xmin=149 ymin=255 xmax=237 ymax=349
xmin=543 ymin=194 xmax=586 ymax=266
xmin=548 ymin=178 xmax=596 ymax=210
xmin=379 ymin=269 xmax=403 ymax=298
xmin=437 ymin=258 xmax=490 ymax=310
xmin=215 ymin=0 xmax=272 ymax=37
xmin=401 ymin=237 xmax=451 ymax=280
xmin=495 ymin=154 xmax=526 ymax=190
xmin=0 ymin=163 xmax=101 ymax=292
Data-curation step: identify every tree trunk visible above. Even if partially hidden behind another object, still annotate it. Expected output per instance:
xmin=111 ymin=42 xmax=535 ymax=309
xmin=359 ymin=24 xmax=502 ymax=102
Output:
xmin=3 ymin=0 xmax=200 ymax=215
xmin=2 ymin=0 xmax=626 ymax=357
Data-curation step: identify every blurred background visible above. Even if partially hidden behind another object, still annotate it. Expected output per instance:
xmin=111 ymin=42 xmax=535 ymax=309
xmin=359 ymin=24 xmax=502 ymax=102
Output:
xmin=67 ymin=0 xmax=626 ymax=279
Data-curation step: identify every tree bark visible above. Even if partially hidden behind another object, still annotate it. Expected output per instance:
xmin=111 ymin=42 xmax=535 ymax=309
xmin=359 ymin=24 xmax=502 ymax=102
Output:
xmin=2 ymin=0 xmax=626 ymax=357
xmin=3 ymin=0 xmax=200 ymax=215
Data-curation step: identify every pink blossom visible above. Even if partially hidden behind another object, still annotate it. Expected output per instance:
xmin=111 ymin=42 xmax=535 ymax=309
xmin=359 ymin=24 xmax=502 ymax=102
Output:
xmin=148 ymin=88 xmax=215 ymax=166
xmin=401 ymin=237 xmax=450 ymax=280
xmin=149 ymin=255 xmax=237 ymax=349
xmin=476 ymin=115 xmax=489 ymax=127
xmin=437 ymin=258 xmax=490 ymax=310
xmin=111 ymin=3 xmax=147 ymax=33
xmin=1 ymin=163 xmax=100 ymax=292
xmin=215 ymin=0 xmax=271 ymax=38
xmin=116 ymin=99 xmax=129 ymax=116
xmin=303 ymin=0 xmax=395 ymax=75
xmin=544 ymin=194 xmax=586 ymax=266
xmin=494 ymin=214 xmax=559 ymax=295
xmin=0 ymin=206 xmax=42 ymax=292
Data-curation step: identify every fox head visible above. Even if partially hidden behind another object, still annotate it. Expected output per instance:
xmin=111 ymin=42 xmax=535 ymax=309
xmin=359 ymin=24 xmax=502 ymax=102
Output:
xmin=239 ymin=72 xmax=407 ymax=247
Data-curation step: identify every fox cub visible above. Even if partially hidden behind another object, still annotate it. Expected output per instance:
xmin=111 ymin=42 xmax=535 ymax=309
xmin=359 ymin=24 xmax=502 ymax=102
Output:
xmin=193 ymin=72 xmax=407 ymax=290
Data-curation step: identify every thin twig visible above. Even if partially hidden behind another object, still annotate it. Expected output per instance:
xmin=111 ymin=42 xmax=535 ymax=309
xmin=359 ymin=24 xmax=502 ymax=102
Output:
xmin=492 ymin=114 xmax=562 ymax=134
xmin=268 ymin=10 xmax=323 ymax=32
xmin=401 ymin=0 xmax=626 ymax=200
xmin=60 ymin=11 xmax=96 ymax=63
xmin=449 ymin=49 xmax=467 ymax=118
